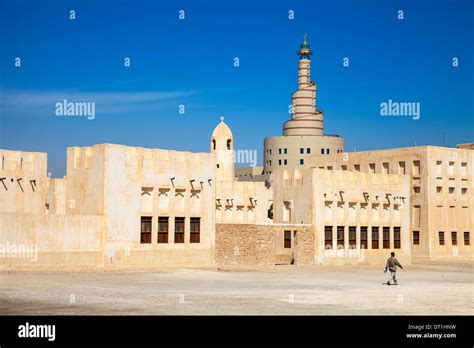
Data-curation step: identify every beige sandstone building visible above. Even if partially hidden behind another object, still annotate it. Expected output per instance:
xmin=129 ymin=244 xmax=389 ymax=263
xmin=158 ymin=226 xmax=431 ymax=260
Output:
xmin=308 ymin=146 xmax=473 ymax=262
xmin=0 ymin=37 xmax=472 ymax=269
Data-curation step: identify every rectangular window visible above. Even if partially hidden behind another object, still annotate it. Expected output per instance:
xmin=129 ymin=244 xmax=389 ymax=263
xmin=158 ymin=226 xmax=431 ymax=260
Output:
xmin=321 ymin=149 xmax=324 ymax=154
xmin=382 ymin=162 xmax=389 ymax=174
xmin=337 ymin=226 xmax=344 ymax=248
xmin=284 ymin=148 xmax=287 ymax=154
xmin=300 ymin=159 xmax=304 ymax=165
xmin=284 ymin=159 xmax=287 ymax=165
xmin=398 ymin=161 xmax=406 ymax=174
xmin=413 ymin=160 xmax=421 ymax=175
xmin=278 ymin=160 xmax=282 ymax=166
xmin=383 ymin=227 xmax=390 ymax=249
xmin=436 ymin=160 xmax=442 ymax=176
xmin=360 ymin=226 xmax=368 ymax=249
xmin=448 ymin=187 xmax=455 ymax=194
xmin=341 ymin=165 xmax=347 ymax=171
xmin=324 ymin=226 xmax=333 ymax=249
xmin=464 ymin=232 xmax=470 ymax=245
xmin=284 ymin=230 xmax=291 ymax=249
xmin=369 ymin=163 xmax=375 ymax=173
xmin=451 ymin=231 xmax=457 ymax=246
xmin=283 ymin=201 xmax=292 ymax=222
xmin=439 ymin=231 xmax=445 ymax=245
xmin=300 ymin=148 xmax=304 ymax=154
xmin=279 ymin=149 xmax=282 ymax=155
xmin=372 ymin=227 xmax=379 ymax=249
xmin=158 ymin=217 xmax=169 ymax=243
xmin=349 ymin=226 xmax=356 ymax=247
xmin=413 ymin=205 xmax=421 ymax=228
xmin=306 ymin=148 xmax=311 ymax=154
xmin=174 ymin=217 xmax=185 ymax=243
xmin=140 ymin=216 xmax=152 ymax=244
xmin=394 ymin=227 xmax=401 ymax=249
xmin=448 ymin=161 xmax=455 ymax=176
xmin=354 ymin=164 xmax=360 ymax=172
xmin=413 ymin=230 xmax=420 ymax=245
xmin=190 ymin=217 xmax=200 ymax=243
xmin=413 ymin=186 xmax=421 ymax=194
xmin=436 ymin=186 xmax=443 ymax=193
xmin=326 ymin=149 xmax=330 ymax=154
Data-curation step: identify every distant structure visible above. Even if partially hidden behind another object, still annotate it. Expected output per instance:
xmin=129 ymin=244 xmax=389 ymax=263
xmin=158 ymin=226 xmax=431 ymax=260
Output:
xmin=211 ymin=116 xmax=235 ymax=181
xmin=457 ymin=143 xmax=474 ymax=150
xmin=263 ymin=35 xmax=344 ymax=174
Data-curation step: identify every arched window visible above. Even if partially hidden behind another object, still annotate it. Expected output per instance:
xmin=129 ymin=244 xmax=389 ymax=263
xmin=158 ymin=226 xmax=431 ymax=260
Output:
xmin=227 ymin=139 xmax=231 ymax=150
xmin=212 ymin=139 xmax=216 ymax=150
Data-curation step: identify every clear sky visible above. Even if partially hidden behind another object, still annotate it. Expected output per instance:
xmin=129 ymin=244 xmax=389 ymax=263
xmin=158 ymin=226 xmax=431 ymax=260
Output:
xmin=0 ymin=0 xmax=473 ymax=177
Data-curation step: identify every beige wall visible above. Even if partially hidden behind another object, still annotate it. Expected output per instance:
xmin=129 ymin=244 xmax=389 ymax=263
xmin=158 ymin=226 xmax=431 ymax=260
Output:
xmin=234 ymin=166 xmax=264 ymax=180
xmin=0 ymin=149 xmax=48 ymax=214
xmin=1 ymin=144 xmax=218 ymax=269
xmin=273 ymin=168 xmax=412 ymax=265
xmin=263 ymin=135 xmax=344 ymax=174
xmin=0 ymin=213 xmax=104 ymax=268
xmin=100 ymin=144 xmax=216 ymax=267
xmin=66 ymin=146 xmax=106 ymax=215
xmin=308 ymin=146 xmax=473 ymax=261
xmin=312 ymin=168 xmax=411 ymax=265
xmin=46 ymin=178 xmax=66 ymax=215
xmin=273 ymin=169 xmax=314 ymax=226
xmin=425 ymin=147 xmax=473 ymax=261
xmin=215 ymin=180 xmax=273 ymax=225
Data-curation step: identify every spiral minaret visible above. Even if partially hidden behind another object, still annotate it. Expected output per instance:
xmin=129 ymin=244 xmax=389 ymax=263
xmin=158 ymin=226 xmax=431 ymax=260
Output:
xmin=263 ymin=34 xmax=344 ymax=175
xmin=283 ymin=34 xmax=324 ymax=136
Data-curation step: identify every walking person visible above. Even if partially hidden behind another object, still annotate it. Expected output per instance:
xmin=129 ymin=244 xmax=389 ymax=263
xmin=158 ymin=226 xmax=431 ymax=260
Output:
xmin=385 ymin=251 xmax=403 ymax=285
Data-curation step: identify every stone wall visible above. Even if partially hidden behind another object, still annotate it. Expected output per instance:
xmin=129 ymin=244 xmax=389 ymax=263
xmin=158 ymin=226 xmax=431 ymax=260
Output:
xmin=294 ymin=226 xmax=314 ymax=265
xmin=255 ymin=225 xmax=275 ymax=266
xmin=216 ymin=223 xmax=275 ymax=267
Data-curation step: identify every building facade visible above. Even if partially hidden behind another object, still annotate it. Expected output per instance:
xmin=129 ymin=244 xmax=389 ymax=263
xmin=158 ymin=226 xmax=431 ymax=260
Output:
xmin=308 ymin=146 xmax=473 ymax=261
xmin=273 ymin=168 xmax=412 ymax=265
xmin=0 ymin=37 xmax=471 ymax=269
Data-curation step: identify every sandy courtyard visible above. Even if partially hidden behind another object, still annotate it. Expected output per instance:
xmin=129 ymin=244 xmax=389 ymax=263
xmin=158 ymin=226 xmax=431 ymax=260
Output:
xmin=0 ymin=263 xmax=472 ymax=315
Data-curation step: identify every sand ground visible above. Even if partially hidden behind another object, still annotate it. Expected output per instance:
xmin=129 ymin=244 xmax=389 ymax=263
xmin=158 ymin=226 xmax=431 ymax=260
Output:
xmin=0 ymin=263 xmax=472 ymax=315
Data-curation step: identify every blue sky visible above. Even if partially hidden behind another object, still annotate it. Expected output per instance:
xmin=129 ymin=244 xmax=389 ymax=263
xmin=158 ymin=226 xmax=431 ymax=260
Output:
xmin=0 ymin=0 xmax=473 ymax=177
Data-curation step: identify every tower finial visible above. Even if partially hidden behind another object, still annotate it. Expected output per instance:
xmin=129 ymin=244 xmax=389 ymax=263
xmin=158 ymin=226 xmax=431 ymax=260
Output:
xmin=297 ymin=34 xmax=312 ymax=58
xmin=220 ymin=116 xmax=224 ymax=122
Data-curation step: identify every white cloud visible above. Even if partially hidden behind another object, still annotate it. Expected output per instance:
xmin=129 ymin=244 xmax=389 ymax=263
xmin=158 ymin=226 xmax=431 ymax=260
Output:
xmin=0 ymin=89 xmax=197 ymax=116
